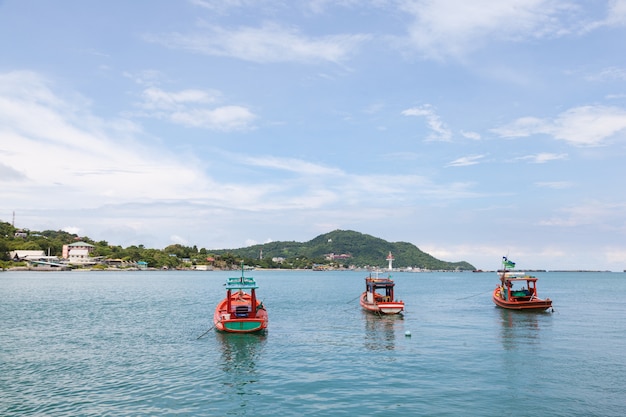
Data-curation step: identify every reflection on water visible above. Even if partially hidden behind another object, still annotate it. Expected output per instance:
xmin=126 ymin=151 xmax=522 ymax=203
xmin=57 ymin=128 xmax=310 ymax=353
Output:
xmin=217 ymin=331 xmax=266 ymax=375
xmin=216 ymin=332 xmax=266 ymax=412
xmin=498 ymin=308 xmax=546 ymax=351
xmin=363 ymin=311 xmax=403 ymax=351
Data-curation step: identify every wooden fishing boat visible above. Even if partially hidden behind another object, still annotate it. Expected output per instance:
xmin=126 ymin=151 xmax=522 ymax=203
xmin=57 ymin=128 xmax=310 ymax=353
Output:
xmin=213 ymin=264 xmax=268 ymax=333
xmin=493 ymin=257 xmax=553 ymax=312
xmin=360 ymin=272 xmax=404 ymax=315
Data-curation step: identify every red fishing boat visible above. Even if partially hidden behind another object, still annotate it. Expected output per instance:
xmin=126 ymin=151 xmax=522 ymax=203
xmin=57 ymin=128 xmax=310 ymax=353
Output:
xmin=360 ymin=272 xmax=404 ymax=315
xmin=213 ymin=264 xmax=268 ymax=333
xmin=493 ymin=257 xmax=553 ymax=312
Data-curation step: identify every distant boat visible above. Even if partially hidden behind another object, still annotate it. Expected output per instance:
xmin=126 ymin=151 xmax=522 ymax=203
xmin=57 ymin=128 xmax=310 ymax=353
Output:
xmin=360 ymin=272 xmax=404 ymax=315
xmin=492 ymin=257 xmax=553 ymax=312
xmin=214 ymin=263 xmax=268 ymax=333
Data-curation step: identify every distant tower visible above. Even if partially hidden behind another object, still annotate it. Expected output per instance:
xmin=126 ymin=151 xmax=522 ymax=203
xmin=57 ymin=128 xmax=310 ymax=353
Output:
xmin=386 ymin=251 xmax=394 ymax=271
xmin=260 ymin=249 xmax=263 ymax=260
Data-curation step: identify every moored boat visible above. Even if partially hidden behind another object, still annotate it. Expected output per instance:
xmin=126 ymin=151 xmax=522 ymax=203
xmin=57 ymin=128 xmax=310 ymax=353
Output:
xmin=493 ymin=257 xmax=553 ymax=312
xmin=214 ymin=263 xmax=268 ymax=333
xmin=360 ymin=272 xmax=404 ymax=315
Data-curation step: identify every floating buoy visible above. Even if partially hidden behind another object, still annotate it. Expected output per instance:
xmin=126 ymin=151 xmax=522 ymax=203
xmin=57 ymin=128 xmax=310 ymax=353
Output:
xmin=405 ymin=330 xmax=411 ymax=337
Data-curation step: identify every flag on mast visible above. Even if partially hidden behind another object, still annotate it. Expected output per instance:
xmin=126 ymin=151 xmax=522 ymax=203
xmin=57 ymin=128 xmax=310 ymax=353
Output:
xmin=502 ymin=256 xmax=515 ymax=269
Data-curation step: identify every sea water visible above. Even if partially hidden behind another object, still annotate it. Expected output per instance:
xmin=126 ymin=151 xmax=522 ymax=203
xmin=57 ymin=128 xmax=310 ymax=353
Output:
xmin=1 ymin=270 xmax=624 ymax=416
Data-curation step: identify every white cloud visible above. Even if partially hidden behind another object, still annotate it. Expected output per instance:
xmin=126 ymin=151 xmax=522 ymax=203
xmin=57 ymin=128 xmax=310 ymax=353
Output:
xmin=402 ymin=104 xmax=452 ymax=141
xmin=446 ymin=154 xmax=485 ymax=167
xmin=492 ymin=105 xmax=626 ymax=146
xmin=240 ymin=155 xmax=345 ymax=176
xmin=516 ymin=153 xmax=568 ymax=163
xmin=170 ymin=235 xmax=189 ymax=245
xmin=0 ymin=70 xmax=481 ymax=230
xmin=244 ymin=238 xmax=259 ymax=247
xmin=0 ymin=162 xmax=26 ymax=180
xmin=62 ymin=226 xmax=81 ymax=235
xmin=539 ymin=201 xmax=626 ymax=228
xmin=170 ymin=106 xmax=256 ymax=131
xmin=123 ymin=70 xmax=165 ymax=87
xmin=535 ymin=181 xmax=574 ymax=189
xmin=605 ymin=246 xmax=626 ymax=264
xmin=135 ymin=87 xmax=256 ymax=131
xmin=0 ymin=71 xmax=224 ymax=208
xmin=139 ymin=87 xmax=220 ymax=110
xmin=145 ymin=22 xmax=370 ymax=64
xmin=399 ymin=0 xmax=584 ymax=60
xmin=585 ymin=66 xmax=626 ymax=82
xmin=190 ymin=0 xmax=257 ymax=12
xmin=461 ymin=130 xmax=481 ymax=140
xmin=606 ymin=0 xmax=626 ymax=26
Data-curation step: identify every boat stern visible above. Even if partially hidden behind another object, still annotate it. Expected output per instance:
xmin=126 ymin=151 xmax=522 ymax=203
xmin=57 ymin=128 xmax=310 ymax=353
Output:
xmin=221 ymin=318 xmax=267 ymax=333
xmin=377 ymin=302 xmax=404 ymax=314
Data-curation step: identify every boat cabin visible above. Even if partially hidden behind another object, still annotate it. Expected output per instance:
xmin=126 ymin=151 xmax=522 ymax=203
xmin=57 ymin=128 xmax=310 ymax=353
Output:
xmin=225 ymin=276 xmax=258 ymax=318
xmin=365 ymin=274 xmax=396 ymax=303
xmin=500 ymin=273 xmax=539 ymax=301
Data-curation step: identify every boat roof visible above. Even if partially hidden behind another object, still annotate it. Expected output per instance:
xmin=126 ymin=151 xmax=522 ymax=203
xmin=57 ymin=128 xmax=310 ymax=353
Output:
xmin=225 ymin=276 xmax=258 ymax=290
xmin=226 ymin=263 xmax=259 ymax=289
xmin=365 ymin=275 xmax=395 ymax=288
xmin=504 ymin=276 xmax=538 ymax=282
xmin=501 ymin=272 xmax=538 ymax=281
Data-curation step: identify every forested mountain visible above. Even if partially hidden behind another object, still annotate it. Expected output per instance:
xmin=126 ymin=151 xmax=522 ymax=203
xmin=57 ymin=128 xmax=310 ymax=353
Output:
xmin=212 ymin=230 xmax=475 ymax=270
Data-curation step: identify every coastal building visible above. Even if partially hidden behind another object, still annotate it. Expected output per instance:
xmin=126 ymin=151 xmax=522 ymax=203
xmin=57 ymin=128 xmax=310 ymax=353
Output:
xmin=10 ymin=250 xmax=47 ymax=261
xmin=9 ymin=250 xmax=67 ymax=269
xmin=62 ymin=241 xmax=95 ymax=264
xmin=325 ymin=253 xmax=352 ymax=261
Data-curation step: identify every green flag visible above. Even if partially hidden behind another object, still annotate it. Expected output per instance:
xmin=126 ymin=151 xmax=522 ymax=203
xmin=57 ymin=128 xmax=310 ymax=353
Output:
xmin=503 ymin=257 xmax=515 ymax=269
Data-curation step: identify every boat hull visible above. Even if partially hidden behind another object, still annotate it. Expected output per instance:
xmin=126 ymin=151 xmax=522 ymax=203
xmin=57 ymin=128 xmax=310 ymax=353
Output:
xmin=360 ymin=292 xmax=404 ymax=315
xmin=492 ymin=287 xmax=552 ymax=311
xmin=214 ymin=294 xmax=268 ymax=334
xmin=216 ymin=317 xmax=267 ymax=333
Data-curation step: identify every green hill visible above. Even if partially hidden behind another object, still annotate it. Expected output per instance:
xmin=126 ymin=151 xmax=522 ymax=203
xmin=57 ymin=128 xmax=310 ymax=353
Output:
xmin=213 ymin=230 xmax=475 ymax=270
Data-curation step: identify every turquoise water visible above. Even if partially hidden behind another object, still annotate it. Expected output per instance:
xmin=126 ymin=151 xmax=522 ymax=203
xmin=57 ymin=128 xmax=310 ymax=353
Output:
xmin=1 ymin=270 xmax=624 ymax=416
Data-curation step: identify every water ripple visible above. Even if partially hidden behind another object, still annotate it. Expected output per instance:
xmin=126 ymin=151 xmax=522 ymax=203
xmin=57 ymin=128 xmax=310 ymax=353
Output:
xmin=2 ymin=271 xmax=625 ymax=416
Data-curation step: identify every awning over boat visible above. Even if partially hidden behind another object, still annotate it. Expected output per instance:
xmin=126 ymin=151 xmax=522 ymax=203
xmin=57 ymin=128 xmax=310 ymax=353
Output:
xmin=503 ymin=276 xmax=538 ymax=282
xmin=366 ymin=280 xmax=395 ymax=292
xmin=225 ymin=276 xmax=258 ymax=290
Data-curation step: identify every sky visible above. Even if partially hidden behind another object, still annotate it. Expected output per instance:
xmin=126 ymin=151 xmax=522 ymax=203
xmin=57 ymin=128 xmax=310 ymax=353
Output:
xmin=1 ymin=1 xmax=626 ymax=271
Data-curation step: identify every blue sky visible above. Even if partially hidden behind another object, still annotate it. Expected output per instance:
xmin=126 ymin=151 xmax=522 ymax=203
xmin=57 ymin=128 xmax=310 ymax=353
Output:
xmin=2 ymin=0 xmax=626 ymax=271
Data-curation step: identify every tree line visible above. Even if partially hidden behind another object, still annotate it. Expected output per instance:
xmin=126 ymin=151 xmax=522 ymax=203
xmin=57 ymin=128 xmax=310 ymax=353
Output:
xmin=0 ymin=222 xmax=475 ymax=271
xmin=0 ymin=222 xmax=330 ymax=270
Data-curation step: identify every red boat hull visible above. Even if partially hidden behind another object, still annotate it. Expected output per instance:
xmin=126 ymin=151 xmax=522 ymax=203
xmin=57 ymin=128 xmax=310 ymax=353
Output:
xmin=214 ymin=293 xmax=268 ymax=333
xmin=360 ymin=292 xmax=404 ymax=315
xmin=492 ymin=287 xmax=552 ymax=311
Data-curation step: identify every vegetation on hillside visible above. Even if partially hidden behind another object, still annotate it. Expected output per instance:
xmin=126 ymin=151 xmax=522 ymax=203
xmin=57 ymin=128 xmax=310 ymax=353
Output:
xmin=0 ymin=221 xmax=475 ymax=270
xmin=214 ymin=229 xmax=475 ymax=270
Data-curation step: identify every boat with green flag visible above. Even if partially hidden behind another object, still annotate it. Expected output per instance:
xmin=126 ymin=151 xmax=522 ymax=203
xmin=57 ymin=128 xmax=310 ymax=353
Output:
xmin=213 ymin=264 xmax=268 ymax=333
xmin=493 ymin=257 xmax=553 ymax=311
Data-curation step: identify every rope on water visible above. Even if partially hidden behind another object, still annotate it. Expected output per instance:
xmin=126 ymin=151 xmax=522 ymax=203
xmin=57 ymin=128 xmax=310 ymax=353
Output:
xmin=455 ymin=289 xmax=494 ymax=300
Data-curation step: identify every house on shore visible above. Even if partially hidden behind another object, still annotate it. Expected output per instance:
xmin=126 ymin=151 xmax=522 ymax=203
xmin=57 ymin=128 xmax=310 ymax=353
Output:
xmin=9 ymin=250 xmax=69 ymax=270
xmin=10 ymin=250 xmax=48 ymax=261
xmin=62 ymin=241 xmax=96 ymax=264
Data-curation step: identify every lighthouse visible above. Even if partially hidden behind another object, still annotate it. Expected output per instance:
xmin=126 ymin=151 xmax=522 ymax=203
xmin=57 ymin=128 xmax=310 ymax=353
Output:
xmin=386 ymin=251 xmax=394 ymax=271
